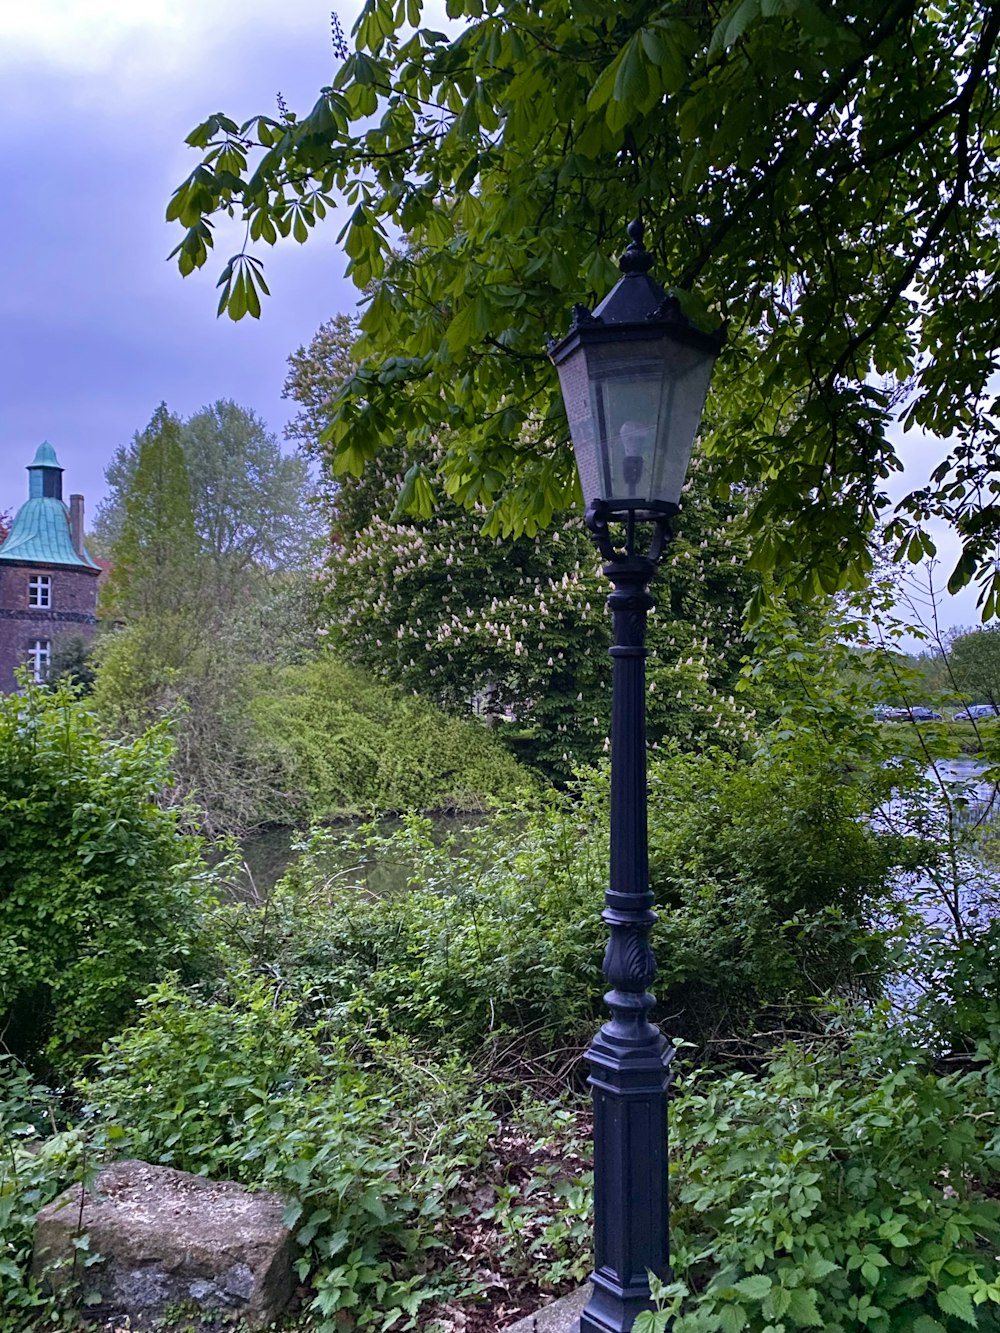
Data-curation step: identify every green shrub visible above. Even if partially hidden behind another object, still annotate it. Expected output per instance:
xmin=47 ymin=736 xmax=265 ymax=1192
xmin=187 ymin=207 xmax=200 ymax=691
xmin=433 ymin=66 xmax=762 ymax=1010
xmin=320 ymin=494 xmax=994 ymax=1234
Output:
xmin=213 ymin=807 xmax=608 ymax=1066
xmin=5 ymin=730 xmax=985 ymax=1330
xmin=644 ymin=742 xmax=927 ymax=1044
xmin=0 ymin=1058 xmax=104 ymax=1327
xmin=246 ymin=654 xmax=533 ymax=820
xmin=915 ymin=919 xmax=1000 ymax=1059
xmin=83 ymin=973 xmax=499 ymax=1329
xmin=637 ymin=1013 xmax=1000 ymax=1333
xmin=210 ymin=730 xmax=925 ymax=1076
xmin=0 ymin=682 xmax=217 ymax=1068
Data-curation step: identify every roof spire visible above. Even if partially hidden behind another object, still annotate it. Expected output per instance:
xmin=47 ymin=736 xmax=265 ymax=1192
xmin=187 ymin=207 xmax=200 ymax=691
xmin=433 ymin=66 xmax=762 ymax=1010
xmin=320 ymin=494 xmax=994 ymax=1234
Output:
xmin=27 ymin=442 xmax=63 ymax=501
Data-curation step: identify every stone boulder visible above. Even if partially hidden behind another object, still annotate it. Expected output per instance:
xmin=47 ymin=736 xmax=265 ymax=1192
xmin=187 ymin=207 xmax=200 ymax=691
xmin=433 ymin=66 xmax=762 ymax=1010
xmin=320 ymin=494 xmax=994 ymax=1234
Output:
xmin=33 ymin=1160 xmax=294 ymax=1328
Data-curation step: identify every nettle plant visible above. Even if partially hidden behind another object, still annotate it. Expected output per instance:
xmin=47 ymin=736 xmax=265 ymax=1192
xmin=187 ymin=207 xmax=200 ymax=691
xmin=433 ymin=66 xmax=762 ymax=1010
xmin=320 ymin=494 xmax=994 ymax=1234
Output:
xmin=636 ymin=1015 xmax=1000 ymax=1333
xmin=84 ymin=974 xmax=500 ymax=1331
xmin=0 ymin=1058 xmax=107 ymax=1324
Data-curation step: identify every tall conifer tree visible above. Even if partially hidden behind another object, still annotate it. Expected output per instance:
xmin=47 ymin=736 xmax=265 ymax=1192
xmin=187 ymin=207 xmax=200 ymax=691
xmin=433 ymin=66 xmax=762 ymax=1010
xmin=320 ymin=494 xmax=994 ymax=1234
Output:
xmin=102 ymin=404 xmax=202 ymax=662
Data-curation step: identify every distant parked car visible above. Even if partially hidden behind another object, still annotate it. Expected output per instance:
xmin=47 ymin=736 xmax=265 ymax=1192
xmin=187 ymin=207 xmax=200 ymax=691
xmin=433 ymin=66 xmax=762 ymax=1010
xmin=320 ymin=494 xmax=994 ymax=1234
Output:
xmin=953 ymin=703 xmax=1000 ymax=721
xmin=876 ymin=705 xmax=940 ymax=721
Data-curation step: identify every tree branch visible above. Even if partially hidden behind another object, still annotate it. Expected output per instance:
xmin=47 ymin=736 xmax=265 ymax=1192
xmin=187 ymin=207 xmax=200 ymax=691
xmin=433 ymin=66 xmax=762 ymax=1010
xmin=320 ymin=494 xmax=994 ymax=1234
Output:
xmin=679 ymin=0 xmax=918 ymax=289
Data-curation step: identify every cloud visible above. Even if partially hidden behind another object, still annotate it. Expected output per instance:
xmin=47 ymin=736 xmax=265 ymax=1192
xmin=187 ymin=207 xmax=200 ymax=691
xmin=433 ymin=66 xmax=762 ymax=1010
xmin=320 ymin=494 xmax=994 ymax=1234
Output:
xmin=0 ymin=1 xmax=361 ymax=513
xmin=0 ymin=0 xmax=331 ymax=99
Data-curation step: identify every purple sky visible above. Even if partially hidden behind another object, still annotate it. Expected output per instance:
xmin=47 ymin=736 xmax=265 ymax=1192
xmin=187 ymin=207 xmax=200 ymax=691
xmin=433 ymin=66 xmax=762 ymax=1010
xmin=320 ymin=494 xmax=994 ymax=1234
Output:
xmin=0 ymin=1 xmax=363 ymax=518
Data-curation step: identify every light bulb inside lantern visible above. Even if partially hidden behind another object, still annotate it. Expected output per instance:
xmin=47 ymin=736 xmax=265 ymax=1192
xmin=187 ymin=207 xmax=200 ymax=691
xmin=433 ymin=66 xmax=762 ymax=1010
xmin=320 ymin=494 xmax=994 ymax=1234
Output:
xmin=620 ymin=420 xmax=654 ymax=496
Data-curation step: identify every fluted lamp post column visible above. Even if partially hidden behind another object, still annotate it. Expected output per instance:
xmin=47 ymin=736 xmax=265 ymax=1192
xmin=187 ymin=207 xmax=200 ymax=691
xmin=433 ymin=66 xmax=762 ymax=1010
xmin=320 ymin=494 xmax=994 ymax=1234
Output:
xmin=548 ymin=221 xmax=725 ymax=1333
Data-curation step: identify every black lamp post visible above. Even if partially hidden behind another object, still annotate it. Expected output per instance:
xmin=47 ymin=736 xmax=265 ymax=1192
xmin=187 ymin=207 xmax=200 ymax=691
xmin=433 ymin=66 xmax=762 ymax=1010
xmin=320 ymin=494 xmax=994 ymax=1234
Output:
xmin=548 ymin=221 xmax=724 ymax=1333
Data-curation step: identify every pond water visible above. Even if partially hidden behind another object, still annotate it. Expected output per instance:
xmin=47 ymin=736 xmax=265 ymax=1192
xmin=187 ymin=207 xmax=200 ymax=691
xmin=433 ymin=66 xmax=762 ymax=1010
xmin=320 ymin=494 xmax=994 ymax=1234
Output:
xmin=878 ymin=758 xmax=1000 ymax=1010
xmin=928 ymin=756 xmax=1000 ymax=827
xmin=232 ymin=813 xmax=491 ymax=900
xmin=234 ymin=762 xmax=1000 ymax=903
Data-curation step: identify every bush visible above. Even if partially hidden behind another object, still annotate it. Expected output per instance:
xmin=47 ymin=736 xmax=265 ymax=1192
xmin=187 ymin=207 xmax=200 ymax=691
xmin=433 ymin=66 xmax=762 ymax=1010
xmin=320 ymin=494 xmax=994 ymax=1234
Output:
xmin=915 ymin=919 xmax=1000 ymax=1059
xmin=212 ymin=807 xmax=608 ymax=1069
xmin=644 ymin=742 xmax=927 ymax=1046
xmin=83 ymin=973 xmax=500 ymax=1329
xmin=212 ymin=732 xmax=924 ymax=1070
xmin=639 ymin=1011 xmax=1000 ymax=1333
xmin=246 ymin=654 xmax=533 ymax=821
xmin=0 ymin=1057 xmax=105 ymax=1327
xmin=0 ymin=682 xmax=217 ymax=1068
xmin=1 ymin=725 xmax=988 ymax=1330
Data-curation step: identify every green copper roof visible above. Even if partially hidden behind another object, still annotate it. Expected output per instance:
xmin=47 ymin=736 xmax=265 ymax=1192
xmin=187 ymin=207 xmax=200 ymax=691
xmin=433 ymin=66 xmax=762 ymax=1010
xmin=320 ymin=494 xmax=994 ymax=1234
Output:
xmin=30 ymin=441 xmax=61 ymax=469
xmin=0 ymin=499 xmax=99 ymax=569
xmin=0 ymin=444 xmax=99 ymax=570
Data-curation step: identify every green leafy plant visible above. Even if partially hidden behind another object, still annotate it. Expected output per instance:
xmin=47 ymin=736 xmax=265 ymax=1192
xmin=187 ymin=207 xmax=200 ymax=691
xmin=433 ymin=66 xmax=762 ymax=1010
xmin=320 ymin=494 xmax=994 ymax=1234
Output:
xmin=83 ymin=972 xmax=500 ymax=1330
xmin=644 ymin=737 xmax=925 ymax=1047
xmin=167 ymin=0 xmax=1000 ymax=618
xmin=0 ymin=682 xmax=218 ymax=1068
xmin=246 ymin=654 xmax=533 ymax=819
xmin=635 ymin=1012 xmax=1000 ymax=1333
xmin=210 ymin=796 xmax=616 ymax=1068
xmin=0 ymin=1058 xmax=106 ymax=1327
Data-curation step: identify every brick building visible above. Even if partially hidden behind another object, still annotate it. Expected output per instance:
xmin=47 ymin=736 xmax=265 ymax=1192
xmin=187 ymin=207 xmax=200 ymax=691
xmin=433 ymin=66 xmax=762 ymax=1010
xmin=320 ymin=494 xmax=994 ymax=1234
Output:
xmin=0 ymin=443 xmax=100 ymax=692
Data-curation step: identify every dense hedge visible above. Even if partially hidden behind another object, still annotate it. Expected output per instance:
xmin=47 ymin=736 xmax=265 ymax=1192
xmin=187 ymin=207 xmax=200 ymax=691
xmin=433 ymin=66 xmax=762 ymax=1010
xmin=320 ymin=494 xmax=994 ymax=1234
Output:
xmin=0 ymin=683 xmax=215 ymax=1067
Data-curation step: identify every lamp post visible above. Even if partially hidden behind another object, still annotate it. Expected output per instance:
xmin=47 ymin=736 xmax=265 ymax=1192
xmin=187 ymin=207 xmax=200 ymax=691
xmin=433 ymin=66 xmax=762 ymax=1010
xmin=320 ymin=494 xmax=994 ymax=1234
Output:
xmin=548 ymin=221 xmax=724 ymax=1333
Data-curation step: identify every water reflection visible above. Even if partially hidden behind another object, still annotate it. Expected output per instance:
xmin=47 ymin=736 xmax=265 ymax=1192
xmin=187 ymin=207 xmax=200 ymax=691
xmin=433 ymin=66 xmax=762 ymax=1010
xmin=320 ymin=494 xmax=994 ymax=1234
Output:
xmin=880 ymin=759 xmax=1000 ymax=1011
xmin=231 ymin=813 xmax=490 ymax=900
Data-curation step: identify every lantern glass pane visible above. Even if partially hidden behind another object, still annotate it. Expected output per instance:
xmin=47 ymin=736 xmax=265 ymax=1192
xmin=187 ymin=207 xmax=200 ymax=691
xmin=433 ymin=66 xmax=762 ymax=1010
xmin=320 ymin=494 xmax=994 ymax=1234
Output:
xmin=554 ymin=346 xmax=604 ymax=504
xmin=588 ymin=353 xmax=663 ymax=501
xmin=555 ymin=331 xmax=717 ymax=509
xmin=582 ymin=338 xmax=715 ymax=506
xmin=649 ymin=345 xmax=716 ymax=506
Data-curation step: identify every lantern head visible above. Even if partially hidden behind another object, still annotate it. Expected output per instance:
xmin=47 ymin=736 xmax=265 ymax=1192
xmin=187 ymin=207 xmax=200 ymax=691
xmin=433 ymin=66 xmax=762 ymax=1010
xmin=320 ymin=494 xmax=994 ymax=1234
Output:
xmin=549 ymin=221 xmax=725 ymax=519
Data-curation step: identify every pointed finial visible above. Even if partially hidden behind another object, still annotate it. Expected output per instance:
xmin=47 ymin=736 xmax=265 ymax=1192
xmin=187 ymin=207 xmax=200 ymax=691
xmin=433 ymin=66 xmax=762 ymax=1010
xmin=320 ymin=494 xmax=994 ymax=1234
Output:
xmin=619 ymin=219 xmax=654 ymax=275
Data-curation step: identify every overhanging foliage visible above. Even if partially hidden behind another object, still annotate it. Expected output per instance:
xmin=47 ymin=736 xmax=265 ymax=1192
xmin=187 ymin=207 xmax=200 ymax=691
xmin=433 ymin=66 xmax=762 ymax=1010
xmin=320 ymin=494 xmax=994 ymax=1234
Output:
xmin=169 ymin=0 xmax=1000 ymax=613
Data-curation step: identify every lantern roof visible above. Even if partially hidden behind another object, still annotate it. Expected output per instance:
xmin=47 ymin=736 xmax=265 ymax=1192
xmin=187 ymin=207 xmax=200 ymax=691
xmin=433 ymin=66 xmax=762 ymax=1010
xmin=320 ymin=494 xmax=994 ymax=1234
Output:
xmin=549 ymin=220 xmax=726 ymax=363
xmin=547 ymin=222 xmax=726 ymax=537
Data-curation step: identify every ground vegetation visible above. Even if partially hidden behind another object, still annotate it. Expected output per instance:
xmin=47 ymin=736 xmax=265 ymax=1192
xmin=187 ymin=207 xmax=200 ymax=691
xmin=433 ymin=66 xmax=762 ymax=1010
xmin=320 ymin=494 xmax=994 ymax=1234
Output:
xmin=4 ymin=637 xmax=1000 ymax=1331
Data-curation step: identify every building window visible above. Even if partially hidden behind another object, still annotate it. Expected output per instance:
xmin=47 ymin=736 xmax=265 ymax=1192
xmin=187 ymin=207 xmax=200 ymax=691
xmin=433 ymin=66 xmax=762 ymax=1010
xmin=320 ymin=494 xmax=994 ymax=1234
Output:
xmin=28 ymin=575 xmax=52 ymax=609
xmin=26 ymin=639 xmax=51 ymax=682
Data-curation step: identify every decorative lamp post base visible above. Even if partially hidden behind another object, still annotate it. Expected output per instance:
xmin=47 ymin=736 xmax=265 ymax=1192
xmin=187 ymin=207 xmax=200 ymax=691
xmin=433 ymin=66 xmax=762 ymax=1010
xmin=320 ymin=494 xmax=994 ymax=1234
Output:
xmin=581 ymin=1033 xmax=673 ymax=1333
